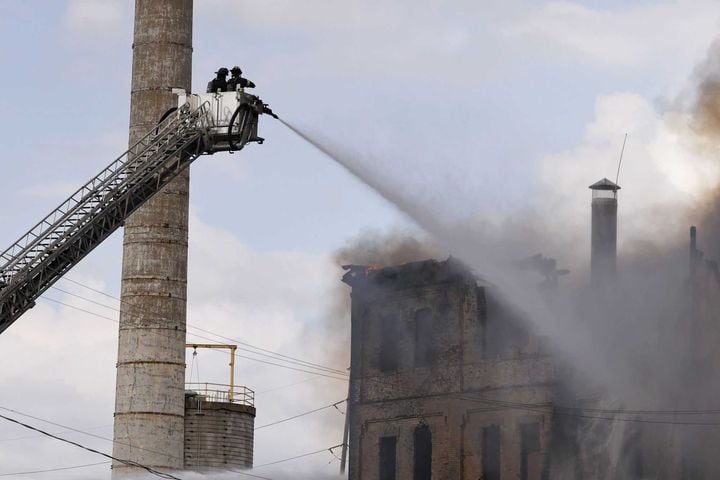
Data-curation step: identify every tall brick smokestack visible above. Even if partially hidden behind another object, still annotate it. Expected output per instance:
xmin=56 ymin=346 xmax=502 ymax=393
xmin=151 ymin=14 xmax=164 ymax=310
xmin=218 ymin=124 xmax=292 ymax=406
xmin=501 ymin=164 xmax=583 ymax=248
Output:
xmin=589 ymin=178 xmax=620 ymax=288
xmin=112 ymin=0 xmax=193 ymax=474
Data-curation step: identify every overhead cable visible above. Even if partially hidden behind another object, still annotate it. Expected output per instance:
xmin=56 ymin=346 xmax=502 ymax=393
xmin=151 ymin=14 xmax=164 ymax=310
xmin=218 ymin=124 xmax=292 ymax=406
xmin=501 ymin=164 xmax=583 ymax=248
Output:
xmin=46 ymin=282 xmax=348 ymax=378
xmin=0 ymin=406 xmax=183 ymax=463
xmin=59 ymin=277 xmax=347 ymax=376
xmin=0 ymin=413 xmax=182 ymax=480
xmin=0 ymin=461 xmax=110 ymax=477
xmin=0 ymin=423 xmax=112 ymax=443
xmin=40 ymin=296 xmax=348 ymax=381
xmin=452 ymin=395 xmax=720 ymax=426
xmin=253 ymin=443 xmax=345 ymax=469
xmin=255 ymin=399 xmax=345 ymax=430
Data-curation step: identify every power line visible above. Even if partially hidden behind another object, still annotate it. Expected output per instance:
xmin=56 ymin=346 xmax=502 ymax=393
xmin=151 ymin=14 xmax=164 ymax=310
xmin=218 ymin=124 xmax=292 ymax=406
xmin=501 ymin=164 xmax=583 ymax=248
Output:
xmin=0 ymin=407 xmax=116 ymax=444
xmin=39 ymin=296 xmax=348 ymax=381
xmin=452 ymin=395 xmax=720 ymax=426
xmin=48 ymin=280 xmax=349 ymax=378
xmin=452 ymin=393 xmax=720 ymax=417
xmin=60 ymin=276 xmax=347 ymax=375
xmin=187 ymin=323 xmax=348 ymax=376
xmin=0 ymin=413 xmax=182 ymax=480
xmin=255 ymin=400 xmax=345 ymax=430
xmin=255 ymin=376 xmax=320 ymax=394
xmin=253 ymin=444 xmax=344 ymax=469
xmin=0 ymin=406 xmax=183 ymax=464
xmin=230 ymin=351 xmax=347 ymax=381
xmin=50 ymin=285 xmax=119 ymax=313
xmin=61 ymin=277 xmax=121 ymax=303
xmin=0 ymin=461 xmax=110 ymax=477
xmin=47 ymin=280 xmax=720 ymax=424
xmin=0 ymin=423 xmax=112 ymax=443
xmin=225 ymin=469 xmax=275 ymax=480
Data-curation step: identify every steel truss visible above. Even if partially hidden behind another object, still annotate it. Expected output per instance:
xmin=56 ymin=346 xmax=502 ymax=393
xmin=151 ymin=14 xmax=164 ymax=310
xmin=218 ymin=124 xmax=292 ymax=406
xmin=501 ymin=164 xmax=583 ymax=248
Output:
xmin=0 ymin=102 xmax=217 ymax=334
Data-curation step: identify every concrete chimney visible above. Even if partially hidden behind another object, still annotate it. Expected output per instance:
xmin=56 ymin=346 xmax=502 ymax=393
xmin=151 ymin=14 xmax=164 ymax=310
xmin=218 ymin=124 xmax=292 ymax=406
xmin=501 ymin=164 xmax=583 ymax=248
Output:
xmin=112 ymin=0 xmax=193 ymax=475
xmin=589 ymin=178 xmax=620 ymax=287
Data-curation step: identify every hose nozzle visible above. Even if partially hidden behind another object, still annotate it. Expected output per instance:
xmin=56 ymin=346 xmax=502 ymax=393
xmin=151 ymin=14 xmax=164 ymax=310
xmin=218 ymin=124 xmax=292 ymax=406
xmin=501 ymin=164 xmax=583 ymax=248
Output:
xmin=262 ymin=105 xmax=279 ymax=119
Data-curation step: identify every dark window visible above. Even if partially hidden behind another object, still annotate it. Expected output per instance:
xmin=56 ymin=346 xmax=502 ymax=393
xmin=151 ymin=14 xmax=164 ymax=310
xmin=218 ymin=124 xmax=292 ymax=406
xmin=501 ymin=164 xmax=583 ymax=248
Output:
xmin=414 ymin=424 xmax=432 ymax=480
xmin=379 ymin=436 xmax=397 ymax=480
xmin=483 ymin=295 xmax=529 ymax=358
xmin=631 ymin=447 xmax=644 ymax=479
xmin=626 ymin=430 xmax=644 ymax=478
xmin=520 ymin=423 xmax=541 ymax=480
xmin=380 ymin=315 xmax=400 ymax=371
xmin=481 ymin=425 xmax=501 ymax=480
xmin=414 ymin=309 xmax=433 ymax=367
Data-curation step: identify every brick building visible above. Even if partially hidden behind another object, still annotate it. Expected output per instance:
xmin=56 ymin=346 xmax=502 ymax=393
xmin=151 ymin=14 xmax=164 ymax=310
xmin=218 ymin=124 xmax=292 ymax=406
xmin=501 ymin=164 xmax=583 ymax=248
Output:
xmin=342 ymin=259 xmax=560 ymax=480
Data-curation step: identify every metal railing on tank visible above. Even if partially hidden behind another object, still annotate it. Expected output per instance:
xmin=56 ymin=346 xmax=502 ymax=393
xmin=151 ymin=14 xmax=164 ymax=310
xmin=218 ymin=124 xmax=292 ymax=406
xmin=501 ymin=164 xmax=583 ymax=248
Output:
xmin=185 ymin=382 xmax=255 ymax=407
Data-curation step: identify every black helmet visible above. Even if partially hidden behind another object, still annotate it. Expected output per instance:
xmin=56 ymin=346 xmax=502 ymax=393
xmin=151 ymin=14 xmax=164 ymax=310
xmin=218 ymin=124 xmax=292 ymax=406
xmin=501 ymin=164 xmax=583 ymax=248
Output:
xmin=216 ymin=67 xmax=229 ymax=76
xmin=231 ymin=66 xmax=242 ymax=75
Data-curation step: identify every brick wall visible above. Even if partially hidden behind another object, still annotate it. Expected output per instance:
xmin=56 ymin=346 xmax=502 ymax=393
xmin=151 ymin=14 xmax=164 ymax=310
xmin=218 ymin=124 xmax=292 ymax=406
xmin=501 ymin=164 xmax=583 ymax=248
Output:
xmin=344 ymin=259 xmax=557 ymax=480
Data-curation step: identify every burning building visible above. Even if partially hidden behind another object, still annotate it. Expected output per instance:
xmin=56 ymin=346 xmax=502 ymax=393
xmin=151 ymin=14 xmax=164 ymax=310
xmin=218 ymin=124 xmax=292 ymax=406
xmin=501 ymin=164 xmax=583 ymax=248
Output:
xmin=342 ymin=259 xmax=557 ymax=479
xmin=340 ymin=177 xmax=718 ymax=479
xmin=337 ymin=180 xmax=625 ymax=479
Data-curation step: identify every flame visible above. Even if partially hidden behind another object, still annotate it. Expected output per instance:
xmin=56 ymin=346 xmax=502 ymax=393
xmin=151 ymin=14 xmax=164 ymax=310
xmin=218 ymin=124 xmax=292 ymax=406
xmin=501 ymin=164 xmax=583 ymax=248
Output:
xmin=363 ymin=264 xmax=384 ymax=276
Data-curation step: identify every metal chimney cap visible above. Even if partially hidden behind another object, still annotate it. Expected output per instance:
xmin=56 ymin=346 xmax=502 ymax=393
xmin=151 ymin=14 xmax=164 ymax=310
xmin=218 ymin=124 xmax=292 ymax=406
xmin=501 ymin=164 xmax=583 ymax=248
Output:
xmin=589 ymin=178 xmax=621 ymax=191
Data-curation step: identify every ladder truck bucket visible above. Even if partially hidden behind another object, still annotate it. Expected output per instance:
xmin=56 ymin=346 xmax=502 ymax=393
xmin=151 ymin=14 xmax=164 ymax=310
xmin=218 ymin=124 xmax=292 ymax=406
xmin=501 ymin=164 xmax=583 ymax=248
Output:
xmin=172 ymin=88 xmax=275 ymax=154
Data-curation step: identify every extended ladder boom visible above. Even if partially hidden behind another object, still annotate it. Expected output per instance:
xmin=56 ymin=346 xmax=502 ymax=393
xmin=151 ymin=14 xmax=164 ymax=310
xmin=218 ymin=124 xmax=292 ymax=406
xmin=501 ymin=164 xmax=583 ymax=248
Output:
xmin=0 ymin=92 xmax=270 ymax=335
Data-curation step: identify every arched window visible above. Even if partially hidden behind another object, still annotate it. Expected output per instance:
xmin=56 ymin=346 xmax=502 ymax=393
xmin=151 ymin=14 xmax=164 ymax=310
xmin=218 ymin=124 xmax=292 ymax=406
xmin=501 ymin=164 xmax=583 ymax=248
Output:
xmin=414 ymin=423 xmax=432 ymax=480
xmin=481 ymin=425 xmax=501 ymax=480
xmin=379 ymin=436 xmax=397 ymax=480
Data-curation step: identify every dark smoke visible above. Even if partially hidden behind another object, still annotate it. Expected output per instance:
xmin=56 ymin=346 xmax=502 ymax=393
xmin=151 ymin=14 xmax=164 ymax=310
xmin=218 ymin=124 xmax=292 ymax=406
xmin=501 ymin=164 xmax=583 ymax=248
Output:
xmin=306 ymin=229 xmax=440 ymax=381
xmin=334 ymin=229 xmax=441 ymax=267
xmin=691 ymin=40 xmax=720 ymax=148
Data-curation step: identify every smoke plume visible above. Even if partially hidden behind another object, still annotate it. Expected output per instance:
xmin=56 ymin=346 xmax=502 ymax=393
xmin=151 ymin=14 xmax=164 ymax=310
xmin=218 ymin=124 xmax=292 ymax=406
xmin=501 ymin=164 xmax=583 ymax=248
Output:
xmin=281 ymin=34 xmax=720 ymax=477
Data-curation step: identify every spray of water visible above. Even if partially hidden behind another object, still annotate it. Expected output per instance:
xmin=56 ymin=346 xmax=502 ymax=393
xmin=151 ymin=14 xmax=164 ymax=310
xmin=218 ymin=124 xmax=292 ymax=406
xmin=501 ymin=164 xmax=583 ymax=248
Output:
xmin=277 ymin=107 xmax=720 ymax=476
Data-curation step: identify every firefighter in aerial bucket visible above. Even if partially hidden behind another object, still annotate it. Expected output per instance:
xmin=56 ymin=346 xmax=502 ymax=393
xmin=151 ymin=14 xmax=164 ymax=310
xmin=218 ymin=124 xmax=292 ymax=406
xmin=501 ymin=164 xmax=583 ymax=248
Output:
xmin=227 ymin=66 xmax=256 ymax=91
xmin=206 ymin=67 xmax=229 ymax=93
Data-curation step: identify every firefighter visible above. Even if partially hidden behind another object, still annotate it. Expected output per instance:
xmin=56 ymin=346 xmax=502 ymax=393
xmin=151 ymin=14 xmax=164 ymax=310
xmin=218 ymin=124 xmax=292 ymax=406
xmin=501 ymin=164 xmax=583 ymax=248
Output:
xmin=226 ymin=66 xmax=256 ymax=91
xmin=206 ymin=67 xmax=229 ymax=93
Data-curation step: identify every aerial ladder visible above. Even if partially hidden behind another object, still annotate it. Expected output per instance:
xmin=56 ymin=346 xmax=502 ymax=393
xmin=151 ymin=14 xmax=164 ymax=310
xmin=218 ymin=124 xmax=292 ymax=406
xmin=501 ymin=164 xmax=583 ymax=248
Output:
xmin=0 ymin=89 xmax=277 ymax=335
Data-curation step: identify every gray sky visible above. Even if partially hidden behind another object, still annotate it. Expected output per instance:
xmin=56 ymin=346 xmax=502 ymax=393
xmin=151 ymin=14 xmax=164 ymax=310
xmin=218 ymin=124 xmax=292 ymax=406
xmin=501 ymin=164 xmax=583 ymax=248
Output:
xmin=2 ymin=0 xmax=720 ymax=478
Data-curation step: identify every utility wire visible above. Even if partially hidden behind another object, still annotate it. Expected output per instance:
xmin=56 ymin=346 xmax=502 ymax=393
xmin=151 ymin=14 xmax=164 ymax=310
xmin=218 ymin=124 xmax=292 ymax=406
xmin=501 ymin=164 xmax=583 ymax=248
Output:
xmin=453 ymin=393 xmax=720 ymax=417
xmin=40 ymin=296 xmax=348 ymax=381
xmin=0 ymin=406 xmax=183 ymax=463
xmin=60 ymin=279 xmax=720 ymax=420
xmin=225 ymin=469 xmax=275 ymax=480
xmin=452 ymin=395 xmax=720 ymax=426
xmin=186 ymin=323 xmax=347 ymax=376
xmin=255 ymin=376 xmax=319 ymax=394
xmin=50 ymin=285 xmax=120 ymax=313
xmin=50 ymin=279 xmax=348 ymax=377
xmin=255 ymin=400 xmax=345 ymax=430
xmin=0 ymin=461 xmax=110 ymax=477
xmin=61 ymin=277 xmax=121 ymax=303
xmin=54 ymin=283 xmax=720 ymax=413
xmin=0 ymin=423 xmax=112 ymax=443
xmin=0 ymin=413 xmax=182 ymax=480
xmin=60 ymin=277 xmax=346 ymax=375
xmin=253 ymin=444 xmax=344 ymax=469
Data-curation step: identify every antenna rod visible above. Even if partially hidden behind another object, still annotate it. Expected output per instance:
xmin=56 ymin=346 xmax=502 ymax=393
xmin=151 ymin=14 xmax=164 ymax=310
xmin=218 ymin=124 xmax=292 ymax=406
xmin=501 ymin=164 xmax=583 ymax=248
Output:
xmin=615 ymin=133 xmax=628 ymax=185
